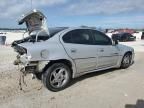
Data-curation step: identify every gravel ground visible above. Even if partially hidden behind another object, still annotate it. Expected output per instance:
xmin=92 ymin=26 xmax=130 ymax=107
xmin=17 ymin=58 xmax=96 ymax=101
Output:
xmin=0 ymin=40 xmax=144 ymax=108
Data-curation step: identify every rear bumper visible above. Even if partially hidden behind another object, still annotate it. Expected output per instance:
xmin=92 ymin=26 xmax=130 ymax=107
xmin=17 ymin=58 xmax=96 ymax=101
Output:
xmin=14 ymin=54 xmax=38 ymax=73
xmin=14 ymin=54 xmax=49 ymax=74
xmin=23 ymin=64 xmax=38 ymax=73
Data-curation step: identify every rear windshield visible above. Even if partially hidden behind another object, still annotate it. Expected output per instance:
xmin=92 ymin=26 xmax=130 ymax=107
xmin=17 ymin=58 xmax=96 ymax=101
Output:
xmin=30 ymin=27 xmax=67 ymax=41
xmin=49 ymin=27 xmax=68 ymax=37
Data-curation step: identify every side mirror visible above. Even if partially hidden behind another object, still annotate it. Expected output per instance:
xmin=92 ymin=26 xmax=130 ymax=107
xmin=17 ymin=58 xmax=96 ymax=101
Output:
xmin=112 ymin=39 xmax=118 ymax=46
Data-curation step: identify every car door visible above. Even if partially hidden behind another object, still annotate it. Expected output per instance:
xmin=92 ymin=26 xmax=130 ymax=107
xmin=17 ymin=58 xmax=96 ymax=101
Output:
xmin=61 ymin=29 xmax=98 ymax=73
xmin=91 ymin=30 xmax=120 ymax=69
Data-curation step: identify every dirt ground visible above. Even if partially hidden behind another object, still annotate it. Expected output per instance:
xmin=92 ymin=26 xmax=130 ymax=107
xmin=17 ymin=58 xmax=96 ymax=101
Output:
xmin=0 ymin=41 xmax=144 ymax=108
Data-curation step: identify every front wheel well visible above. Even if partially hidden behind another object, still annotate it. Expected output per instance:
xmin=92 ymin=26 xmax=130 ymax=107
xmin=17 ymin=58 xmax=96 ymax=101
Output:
xmin=124 ymin=51 xmax=132 ymax=56
xmin=122 ymin=51 xmax=132 ymax=61
xmin=120 ymin=51 xmax=133 ymax=69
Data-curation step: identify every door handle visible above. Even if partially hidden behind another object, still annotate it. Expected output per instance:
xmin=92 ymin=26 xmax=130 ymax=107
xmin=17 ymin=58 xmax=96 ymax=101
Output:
xmin=71 ymin=49 xmax=77 ymax=53
xmin=100 ymin=49 xmax=104 ymax=52
xmin=113 ymin=53 xmax=118 ymax=54
xmin=111 ymin=53 xmax=119 ymax=56
xmin=112 ymin=53 xmax=119 ymax=55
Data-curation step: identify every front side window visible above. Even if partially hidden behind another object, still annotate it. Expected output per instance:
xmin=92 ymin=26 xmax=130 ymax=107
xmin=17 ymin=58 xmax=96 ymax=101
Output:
xmin=63 ymin=29 xmax=94 ymax=45
xmin=92 ymin=30 xmax=112 ymax=45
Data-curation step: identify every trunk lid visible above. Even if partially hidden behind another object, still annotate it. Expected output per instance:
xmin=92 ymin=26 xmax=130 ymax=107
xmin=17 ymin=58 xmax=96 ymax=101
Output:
xmin=18 ymin=9 xmax=49 ymax=35
xmin=12 ymin=9 xmax=50 ymax=52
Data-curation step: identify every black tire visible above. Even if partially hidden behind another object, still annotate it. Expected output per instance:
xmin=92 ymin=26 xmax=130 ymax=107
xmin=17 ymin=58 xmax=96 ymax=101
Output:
xmin=121 ymin=53 xmax=132 ymax=69
xmin=42 ymin=63 xmax=72 ymax=92
xmin=35 ymin=73 xmax=42 ymax=80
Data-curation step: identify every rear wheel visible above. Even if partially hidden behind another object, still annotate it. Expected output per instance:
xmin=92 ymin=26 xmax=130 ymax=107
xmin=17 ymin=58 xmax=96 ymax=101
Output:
xmin=42 ymin=63 xmax=72 ymax=92
xmin=121 ymin=53 xmax=132 ymax=69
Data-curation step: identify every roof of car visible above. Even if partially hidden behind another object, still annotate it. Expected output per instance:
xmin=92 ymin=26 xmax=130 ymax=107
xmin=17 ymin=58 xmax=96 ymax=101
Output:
xmin=48 ymin=27 xmax=98 ymax=37
xmin=49 ymin=26 xmax=97 ymax=32
xmin=60 ymin=27 xmax=99 ymax=33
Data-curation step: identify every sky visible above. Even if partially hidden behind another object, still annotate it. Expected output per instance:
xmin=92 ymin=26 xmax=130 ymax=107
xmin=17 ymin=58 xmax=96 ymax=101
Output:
xmin=0 ymin=0 xmax=144 ymax=29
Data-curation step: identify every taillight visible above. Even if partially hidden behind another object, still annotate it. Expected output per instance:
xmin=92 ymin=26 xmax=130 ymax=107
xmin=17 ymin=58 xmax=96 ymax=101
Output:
xmin=19 ymin=47 xmax=27 ymax=55
xmin=23 ymin=48 xmax=27 ymax=54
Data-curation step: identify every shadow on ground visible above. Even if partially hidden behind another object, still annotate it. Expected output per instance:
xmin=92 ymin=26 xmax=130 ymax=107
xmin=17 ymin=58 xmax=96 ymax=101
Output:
xmin=125 ymin=99 xmax=144 ymax=108
xmin=70 ymin=68 xmax=118 ymax=87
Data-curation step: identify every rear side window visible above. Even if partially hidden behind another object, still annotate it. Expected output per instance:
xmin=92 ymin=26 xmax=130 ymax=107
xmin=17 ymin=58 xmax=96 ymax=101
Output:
xmin=62 ymin=29 xmax=94 ymax=45
xmin=49 ymin=27 xmax=67 ymax=37
xmin=92 ymin=30 xmax=112 ymax=45
xmin=62 ymin=32 xmax=72 ymax=43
